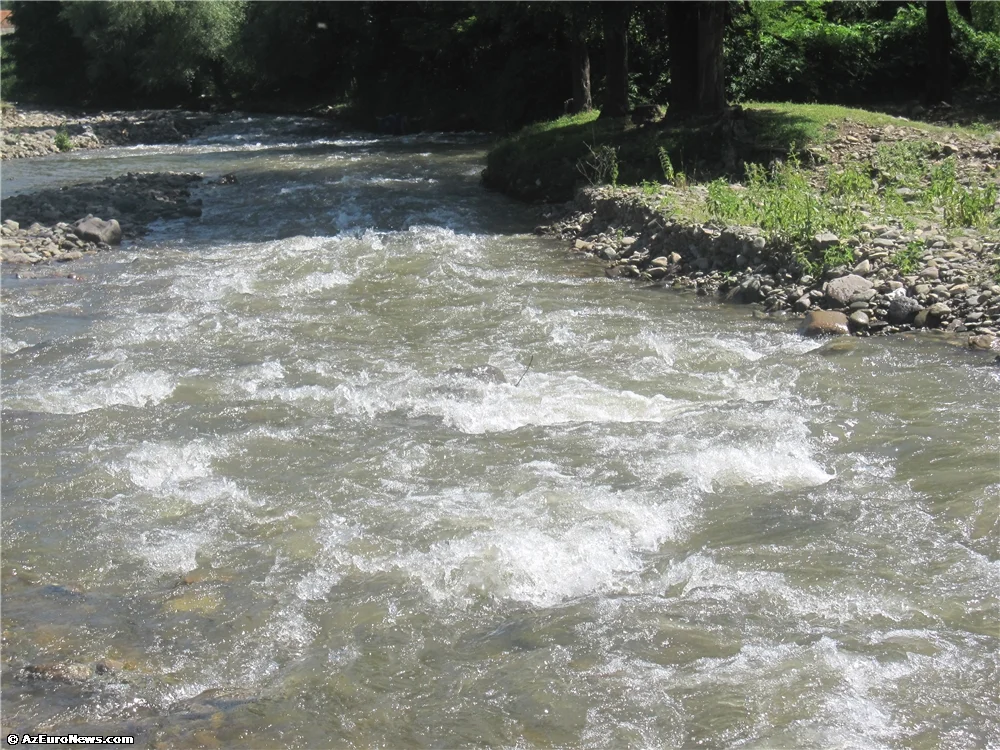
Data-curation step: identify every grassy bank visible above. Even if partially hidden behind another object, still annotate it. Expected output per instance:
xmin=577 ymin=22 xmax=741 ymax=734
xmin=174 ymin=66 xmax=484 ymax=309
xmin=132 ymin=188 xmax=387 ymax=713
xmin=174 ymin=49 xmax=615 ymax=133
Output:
xmin=483 ymin=102 xmax=996 ymax=200
xmin=485 ymin=102 xmax=999 ymax=274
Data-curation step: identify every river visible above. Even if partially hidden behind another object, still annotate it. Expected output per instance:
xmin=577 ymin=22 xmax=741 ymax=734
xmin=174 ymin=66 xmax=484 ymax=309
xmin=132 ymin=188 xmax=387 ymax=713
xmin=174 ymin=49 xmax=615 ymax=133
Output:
xmin=2 ymin=115 xmax=998 ymax=748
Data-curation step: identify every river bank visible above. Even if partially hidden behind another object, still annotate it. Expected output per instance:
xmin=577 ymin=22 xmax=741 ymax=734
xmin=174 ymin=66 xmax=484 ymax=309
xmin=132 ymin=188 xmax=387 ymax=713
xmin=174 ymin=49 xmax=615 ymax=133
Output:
xmin=536 ymin=186 xmax=1000 ymax=352
xmin=1 ymin=172 xmax=216 ymax=269
xmin=0 ymin=104 xmax=221 ymax=160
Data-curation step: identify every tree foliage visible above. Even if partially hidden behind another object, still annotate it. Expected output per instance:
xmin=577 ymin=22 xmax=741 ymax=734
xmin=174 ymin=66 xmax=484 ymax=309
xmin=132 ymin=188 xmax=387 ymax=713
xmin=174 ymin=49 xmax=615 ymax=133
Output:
xmin=4 ymin=1 xmax=999 ymax=127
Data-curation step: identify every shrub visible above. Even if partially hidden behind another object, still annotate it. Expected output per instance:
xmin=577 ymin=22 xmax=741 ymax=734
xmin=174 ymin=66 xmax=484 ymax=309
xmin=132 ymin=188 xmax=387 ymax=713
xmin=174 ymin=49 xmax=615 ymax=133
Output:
xmin=54 ymin=129 xmax=72 ymax=151
xmin=576 ymin=143 xmax=620 ymax=187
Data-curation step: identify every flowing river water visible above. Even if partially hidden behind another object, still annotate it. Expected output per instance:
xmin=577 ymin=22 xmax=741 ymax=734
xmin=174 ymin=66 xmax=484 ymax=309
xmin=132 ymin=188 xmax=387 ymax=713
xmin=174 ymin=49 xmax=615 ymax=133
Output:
xmin=2 ymin=116 xmax=998 ymax=748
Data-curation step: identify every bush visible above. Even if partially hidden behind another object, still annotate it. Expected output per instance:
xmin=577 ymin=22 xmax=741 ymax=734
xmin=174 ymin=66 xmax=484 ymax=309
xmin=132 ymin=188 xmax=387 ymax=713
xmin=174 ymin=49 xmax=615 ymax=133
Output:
xmin=54 ymin=129 xmax=72 ymax=152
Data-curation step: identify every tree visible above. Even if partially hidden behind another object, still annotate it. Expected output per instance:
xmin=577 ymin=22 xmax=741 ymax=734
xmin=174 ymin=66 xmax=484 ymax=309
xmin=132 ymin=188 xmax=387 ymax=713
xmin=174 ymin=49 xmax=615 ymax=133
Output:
xmin=925 ymin=0 xmax=952 ymax=103
xmin=667 ymin=1 xmax=726 ymax=118
xmin=569 ymin=4 xmax=593 ymax=113
xmin=59 ymin=0 xmax=247 ymax=105
xmin=599 ymin=1 xmax=630 ymax=118
xmin=954 ymin=1 xmax=973 ymax=24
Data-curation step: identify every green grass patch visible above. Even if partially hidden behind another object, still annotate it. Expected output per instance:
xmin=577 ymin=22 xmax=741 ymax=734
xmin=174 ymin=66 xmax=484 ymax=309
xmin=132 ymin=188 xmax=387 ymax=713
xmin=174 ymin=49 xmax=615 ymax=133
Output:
xmin=483 ymin=101 xmax=982 ymax=203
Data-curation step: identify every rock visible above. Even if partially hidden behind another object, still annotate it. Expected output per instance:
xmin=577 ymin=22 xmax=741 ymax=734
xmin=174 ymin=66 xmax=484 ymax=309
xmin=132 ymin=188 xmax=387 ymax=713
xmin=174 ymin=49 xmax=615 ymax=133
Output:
xmin=919 ymin=266 xmax=940 ymax=280
xmin=813 ymin=231 xmax=840 ymax=249
xmin=913 ymin=309 xmax=931 ymax=328
xmin=819 ymin=338 xmax=857 ymax=355
xmin=573 ymin=239 xmax=593 ymax=252
xmin=968 ymin=334 xmax=997 ymax=351
xmin=649 ymin=256 xmax=669 ymax=268
xmin=95 ymin=659 xmax=125 ymax=675
xmin=793 ymin=295 xmax=812 ymax=313
xmin=56 ymin=250 xmax=83 ymax=262
xmin=887 ymin=295 xmax=922 ymax=324
xmin=799 ymin=310 xmax=850 ymax=337
xmin=19 ymin=662 xmax=92 ymax=683
xmin=604 ymin=265 xmax=627 ymax=278
xmin=444 ymin=365 xmax=507 ymax=384
xmin=849 ymin=311 xmax=870 ymax=330
xmin=3 ymin=219 xmax=19 ymax=231
xmin=825 ymin=274 xmax=874 ymax=307
xmin=927 ymin=302 xmax=951 ymax=319
xmin=74 ymin=216 xmax=122 ymax=246
xmin=852 ymin=259 xmax=871 ymax=275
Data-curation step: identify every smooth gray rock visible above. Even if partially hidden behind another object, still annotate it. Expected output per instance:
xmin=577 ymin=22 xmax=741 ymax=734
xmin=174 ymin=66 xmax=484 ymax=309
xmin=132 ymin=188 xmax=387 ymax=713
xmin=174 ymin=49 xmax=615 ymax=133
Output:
xmin=814 ymin=231 xmax=840 ymax=249
xmin=849 ymin=311 xmax=870 ymax=328
xmin=825 ymin=274 xmax=874 ymax=307
xmin=74 ymin=215 xmax=122 ymax=246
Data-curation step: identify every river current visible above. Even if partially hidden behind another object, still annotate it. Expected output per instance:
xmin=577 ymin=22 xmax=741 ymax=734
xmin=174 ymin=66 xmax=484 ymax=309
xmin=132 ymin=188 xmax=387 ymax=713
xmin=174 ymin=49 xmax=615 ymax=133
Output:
xmin=2 ymin=116 xmax=998 ymax=748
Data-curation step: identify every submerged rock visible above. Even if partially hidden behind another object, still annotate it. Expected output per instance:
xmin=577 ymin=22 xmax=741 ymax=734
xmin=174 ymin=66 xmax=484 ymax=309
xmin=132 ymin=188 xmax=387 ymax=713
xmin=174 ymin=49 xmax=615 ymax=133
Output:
xmin=19 ymin=662 xmax=92 ymax=683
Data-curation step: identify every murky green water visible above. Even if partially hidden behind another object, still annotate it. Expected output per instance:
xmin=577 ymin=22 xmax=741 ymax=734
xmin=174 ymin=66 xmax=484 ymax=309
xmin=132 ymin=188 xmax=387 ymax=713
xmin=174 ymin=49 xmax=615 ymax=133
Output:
xmin=2 ymin=116 xmax=998 ymax=749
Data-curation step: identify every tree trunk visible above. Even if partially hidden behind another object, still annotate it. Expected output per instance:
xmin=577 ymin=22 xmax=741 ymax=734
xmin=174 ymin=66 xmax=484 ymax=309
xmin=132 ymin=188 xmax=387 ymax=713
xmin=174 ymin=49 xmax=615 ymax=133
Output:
xmin=926 ymin=1 xmax=952 ymax=104
xmin=954 ymin=1 xmax=973 ymax=24
xmin=696 ymin=2 xmax=726 ymax=115
xmin=599 ymin=2 xmax=629 ymax=119
xmin=570 ymin=9 xmax=592 ymax=113
xmin=667 ymin=2 xmax=698 ymax=117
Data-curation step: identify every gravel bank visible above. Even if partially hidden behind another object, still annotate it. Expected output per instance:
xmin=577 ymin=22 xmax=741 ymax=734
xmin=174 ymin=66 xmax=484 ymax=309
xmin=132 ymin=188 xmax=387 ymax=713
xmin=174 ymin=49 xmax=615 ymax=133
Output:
xmin=1 ymin=172 xmax=208 ymax=267
xmin=1 ymin=104 xmax=218 ymax=160
xmin=537 ymin=186 xmax=1000 ymax=352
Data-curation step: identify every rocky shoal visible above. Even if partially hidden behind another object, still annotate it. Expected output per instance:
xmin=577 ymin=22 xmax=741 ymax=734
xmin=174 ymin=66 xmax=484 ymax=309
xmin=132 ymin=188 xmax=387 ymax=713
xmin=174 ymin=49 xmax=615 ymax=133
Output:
xmin=1 ymin=105 xmax=219 ymax=159
xmin=537 ymin=186 xmax=1000 ymax=352
xmin=2 ymin=172 xmax=207 ymax=267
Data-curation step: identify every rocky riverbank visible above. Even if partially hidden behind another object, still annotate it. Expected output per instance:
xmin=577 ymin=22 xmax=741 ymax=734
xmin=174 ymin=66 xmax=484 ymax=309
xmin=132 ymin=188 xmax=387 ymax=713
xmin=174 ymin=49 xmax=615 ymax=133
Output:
xmin=536 ymin=186 xmax=1000 ymax=352
xmin=0 ymin=104 xmax=219 ymax=159
xmin=1 ymin=172 xmax=209 ymax=267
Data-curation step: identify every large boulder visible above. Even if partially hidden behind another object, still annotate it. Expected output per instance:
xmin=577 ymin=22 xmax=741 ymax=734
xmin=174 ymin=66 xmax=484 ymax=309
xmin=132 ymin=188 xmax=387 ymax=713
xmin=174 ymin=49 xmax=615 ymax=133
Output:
xmin=798 ymin=310 xmax=850 ymax=337
xmin=73 ymin=215 xmax=122 ymax=246
xmin=824 ymin=274 xmax=873 ymax=307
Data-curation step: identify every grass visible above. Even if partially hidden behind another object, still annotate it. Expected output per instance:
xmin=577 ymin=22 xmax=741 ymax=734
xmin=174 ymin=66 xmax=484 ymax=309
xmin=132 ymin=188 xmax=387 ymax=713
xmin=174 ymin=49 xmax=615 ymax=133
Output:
xmin=703 ymin=149 xmax=998 ymax=273
xmin=484 ymin=101 xmax=995 ymax=203
xmin=485 ymin=101 xmax=999 ymax=276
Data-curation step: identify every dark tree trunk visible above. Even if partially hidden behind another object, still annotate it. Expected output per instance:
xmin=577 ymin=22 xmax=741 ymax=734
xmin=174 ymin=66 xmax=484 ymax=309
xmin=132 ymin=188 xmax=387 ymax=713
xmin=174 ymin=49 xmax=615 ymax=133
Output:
xmin=570 ymin=9 xmax=593 ymax=113
xmin=696 ymin=2 xmax=726 ymax=115
xmin=667 ymin=2 xmax=698 ymax=117
xmin=954 ymin=1 xmax=973 ymax=23
xmin=599 ymin=2 xmax=630 ymax=119
xmin=926 ymin=1 xmax=952 ymax=104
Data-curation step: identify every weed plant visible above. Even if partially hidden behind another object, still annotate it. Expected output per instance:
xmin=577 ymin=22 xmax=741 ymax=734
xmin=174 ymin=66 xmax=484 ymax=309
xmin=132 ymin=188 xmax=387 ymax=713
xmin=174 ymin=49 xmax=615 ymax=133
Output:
xmin=891 ymin=241 xmax=925 ymax=274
